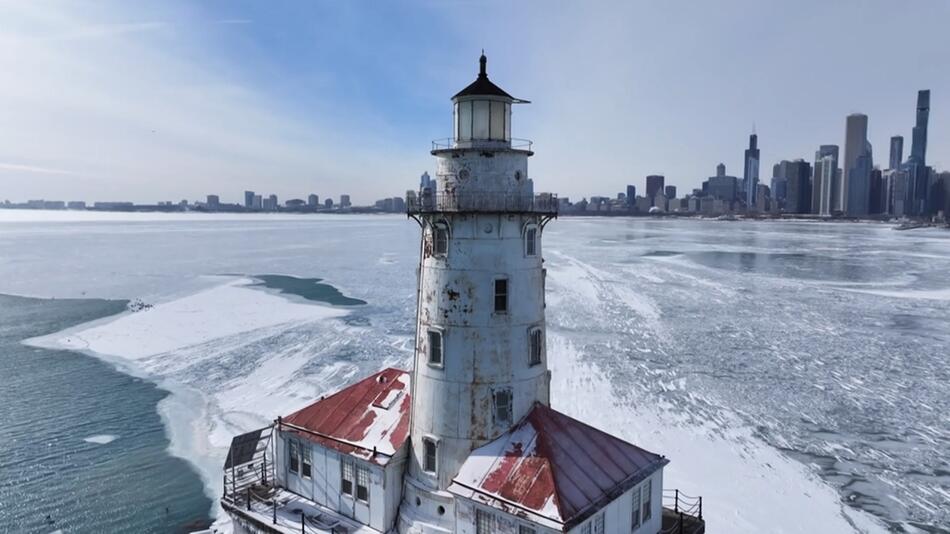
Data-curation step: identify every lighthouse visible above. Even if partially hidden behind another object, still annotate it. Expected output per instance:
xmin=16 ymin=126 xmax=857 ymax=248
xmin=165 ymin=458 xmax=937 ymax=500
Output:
xmin=400 ymin=53 xmax=557 ymax=532
xmin=220 ymin=55 xmax=702 ymax=534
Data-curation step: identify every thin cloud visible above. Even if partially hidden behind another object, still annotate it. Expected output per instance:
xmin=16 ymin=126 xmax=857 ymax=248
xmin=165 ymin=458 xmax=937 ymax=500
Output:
xmin=214 ymin=19 xmax=252 ymax=25
xmin=0 ymin=163 xmax=82 ymax=176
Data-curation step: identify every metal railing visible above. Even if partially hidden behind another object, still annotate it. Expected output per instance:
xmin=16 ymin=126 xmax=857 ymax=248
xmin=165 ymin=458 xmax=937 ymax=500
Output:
xmin=407 ymin=191 xmax=558 ymax=215
xmin=661 ymin=489 xmax=704 ymax=534
xmin=431 ymin=137 xmax=533 ymax=151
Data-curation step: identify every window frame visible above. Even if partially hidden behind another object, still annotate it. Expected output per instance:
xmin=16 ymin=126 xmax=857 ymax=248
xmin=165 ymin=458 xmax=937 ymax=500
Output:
xmin=341 ymin=457 xmax=355 ymax=497
xmin=355 ymin=463 xmax=370 ymax=502
xmin=493 ymin=388 xmax=513 ymax=426
xmin=518 ymin=526 xmax=536 ymax=534
xmin=642 ymin=479 xmax=653 ymax=522
xmin=476 ymin=509 xmax=493 ymax=534
xmin=433 ymin=224 xmax=449 ymax=256
xmin=289 ymin=439 xmax=300 ymax=475
xmin=493 ymin=278 xmax=508 ymax=314
xmin=580 ymin=521 xmax=592 ymax=534
xmin=524 ymin=226 xmax=538 ymax=256
xmin=631 ymin=484 xmax=641 ymax=530
xmin=528 ymin=327 xmax=543 ymax=367
xmin=427 ymin=328 xmax=444 ymax=368
xmin=594 ymin=512 xmax=605 ymax=534
xmin=300 ymin=442 xmax=312 ymax=479
xmin=422 ymin=436 xmax=438 ymax=474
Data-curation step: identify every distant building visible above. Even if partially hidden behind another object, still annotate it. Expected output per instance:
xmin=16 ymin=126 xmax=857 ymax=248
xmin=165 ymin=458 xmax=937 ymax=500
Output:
xmin=67 ymin=201 xmax=86 ymax=210
xmin=244 ymin=190 xmax=255 ymax=209
xmin=843 ymin=113 xmax=871 ymax=215
xmin=285 ymin=199 xmax=307 ymax=208
xmin=743 ymin=133 xmax=760 ymax=207
xmin=324 ymin=198 xmax=334 ymax=209
xmin=705 ymin=174 xmax=738 ymax=201
xmin=755 ymin=184 xmax=770 ymax=212
xmin=889 ymin=136 xmax=904 ymax=171
xmin=635 ymin=195 xmax=651 ymax=212
xmin=884 ymin=169 xmax=910 ymax=216
xmin=664 ymin=185 xmax=676 ymax=199
xmin=308 ymin=194 xmax=319 ymax=207
xmin=716 ymin=163 xmax=726 ymax=177
xmin=625 ymin=184 xmax=636 ymax=206
xmin=340 ymin=194 xmax=351 ymax=208
xmin=206 ymin=195 xmax=220 ymax=209
xmin=785 ymin=159 xmax=812 ymax=214
xmin=906 ymin=90 xmax=931 ymax=216
xmin=646 ymin=175 xmax=665 ymax=203
xmin=252 ymin=194 xmax=262 ymax=210
xmin=869 ymin=168 xmax=884 ymax=214
xmin=812 ymin=145 xmax=839 ymax=214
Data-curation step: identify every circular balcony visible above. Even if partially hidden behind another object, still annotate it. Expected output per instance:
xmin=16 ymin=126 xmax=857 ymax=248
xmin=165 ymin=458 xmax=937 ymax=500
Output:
xmin=430 ymin=137 xmax=534 ymax=156
xmin=406 ymin=191 xmax=558 ymax=215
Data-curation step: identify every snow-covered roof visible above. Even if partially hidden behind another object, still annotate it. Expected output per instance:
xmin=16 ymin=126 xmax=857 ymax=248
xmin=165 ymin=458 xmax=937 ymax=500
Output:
xmin=281 ymin=368 xmax=411 ymax=466
xmin=448 ymin=403 xmax=668 ymax=530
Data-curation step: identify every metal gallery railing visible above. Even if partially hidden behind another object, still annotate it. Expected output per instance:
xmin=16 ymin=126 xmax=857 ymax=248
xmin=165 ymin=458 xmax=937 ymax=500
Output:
xmin=431 ymin=137 xmax=533 ymax=151
xmin=407 ymin=191 xmax=558 ymax=215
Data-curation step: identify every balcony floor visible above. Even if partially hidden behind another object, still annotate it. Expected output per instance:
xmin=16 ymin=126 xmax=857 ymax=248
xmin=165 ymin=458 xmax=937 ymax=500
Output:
xmin=222 ymin=487 xmax=382 ymax=534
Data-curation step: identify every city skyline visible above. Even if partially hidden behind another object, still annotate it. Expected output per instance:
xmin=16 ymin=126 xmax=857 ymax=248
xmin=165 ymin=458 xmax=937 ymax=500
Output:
xmin=1 ymin=1 xmax=948 ymax=204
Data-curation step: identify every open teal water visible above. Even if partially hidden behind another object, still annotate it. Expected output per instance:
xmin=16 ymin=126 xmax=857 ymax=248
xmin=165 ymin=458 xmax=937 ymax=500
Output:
xmin=0 ymin=294 xmax=212 ymax=533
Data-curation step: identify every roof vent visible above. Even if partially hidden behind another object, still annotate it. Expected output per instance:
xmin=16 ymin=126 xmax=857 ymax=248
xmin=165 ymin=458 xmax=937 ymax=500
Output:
xmin=377 ymin=375 xmax=387 ymax=383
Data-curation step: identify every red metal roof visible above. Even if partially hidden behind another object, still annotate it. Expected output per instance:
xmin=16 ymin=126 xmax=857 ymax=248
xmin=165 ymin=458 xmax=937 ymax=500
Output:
xmin=281 ymin=368 xmax=410 ymax=465
xmin=449 ymin=403 xmax=668 ymax=530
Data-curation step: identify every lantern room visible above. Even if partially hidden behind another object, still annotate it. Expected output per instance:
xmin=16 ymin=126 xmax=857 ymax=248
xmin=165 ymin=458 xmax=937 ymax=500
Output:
xmin=451 ymin=53 xmax=528 ymax=148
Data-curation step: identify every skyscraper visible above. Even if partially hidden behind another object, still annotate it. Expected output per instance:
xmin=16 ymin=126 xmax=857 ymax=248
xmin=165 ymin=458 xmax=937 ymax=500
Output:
xmin=812 ymin=145 xmax=839 ymax=214
xmin=664 ymin=185 xmax=677 ymax=199
xmin=743 ymin=133 xmax=760 ymax=207
xmin=889 ymin=136 xmax=903 ymax=170
xmin=646 ymin=175 xmax=665 ymax=204
xmin=716 ymin=163 xmax=726 ymax=177
xmin=244 ymin=190 xmax=255 ymax=209
xmin=785 ymin=159 xmax=812 ymax=214
xmin=842 ymin=113 xmax=870 ymax=215
xmin=626 ymin=184 xmax=636 ymax=206
xmin=907 ymin=90 xmax=931 ymax=216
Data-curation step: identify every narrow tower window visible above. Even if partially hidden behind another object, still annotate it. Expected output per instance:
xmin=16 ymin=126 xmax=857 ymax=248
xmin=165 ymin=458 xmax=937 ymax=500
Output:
xmin=423 ymin=438 xmax=438 ymax=473
xmin=525 ymin=227 xmax=537 ymax=256
xmin=428 ymin=330 xmax=443 ymax=366
xmin=434 ymin=225 xmax=448 ymax=256
xmin=493 ymin=389 xmax=512 ymax=425
xmin=493 ymin=278 xmax=508 ymax=313
xmin=529 ymin=328 xmax=543 ymax=366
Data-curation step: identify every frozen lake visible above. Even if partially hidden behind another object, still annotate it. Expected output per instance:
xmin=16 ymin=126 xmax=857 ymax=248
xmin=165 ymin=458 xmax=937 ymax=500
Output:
xmin=1 ymin=211 xmax=947 ymax=533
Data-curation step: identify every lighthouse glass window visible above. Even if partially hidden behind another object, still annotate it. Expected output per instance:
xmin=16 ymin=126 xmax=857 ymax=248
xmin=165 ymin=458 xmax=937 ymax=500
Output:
xmin=434 ymin=226 xmax=448 ymax=256
xmin=428 ymin=330 xmax=443 ymax=366
xmin=525 ymin=227 xmax=537 ymax=256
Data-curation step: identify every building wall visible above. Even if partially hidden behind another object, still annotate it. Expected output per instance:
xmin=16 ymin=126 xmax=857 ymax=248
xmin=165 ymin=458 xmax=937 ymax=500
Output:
xmin=454 ymin=469 xmax=664 ymax=534
xmin=274 ymin=429 xmax=408 ymax=532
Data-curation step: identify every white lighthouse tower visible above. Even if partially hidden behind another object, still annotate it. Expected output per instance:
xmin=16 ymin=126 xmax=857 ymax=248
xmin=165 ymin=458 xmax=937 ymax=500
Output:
xmin=220 ymin=54 xmax=699 ymax=534
xmin=400 ymin=54 xmax=557 ymax=533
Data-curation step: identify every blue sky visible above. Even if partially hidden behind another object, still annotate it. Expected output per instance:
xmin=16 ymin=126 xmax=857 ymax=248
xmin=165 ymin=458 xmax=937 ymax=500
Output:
xmin=1 ymin=0 xmax=948 ymax=204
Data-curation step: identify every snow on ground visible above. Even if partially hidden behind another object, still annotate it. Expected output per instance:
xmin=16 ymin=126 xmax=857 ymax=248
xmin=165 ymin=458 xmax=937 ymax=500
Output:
xmin=549 ymin=334 xmax=887 ymax=534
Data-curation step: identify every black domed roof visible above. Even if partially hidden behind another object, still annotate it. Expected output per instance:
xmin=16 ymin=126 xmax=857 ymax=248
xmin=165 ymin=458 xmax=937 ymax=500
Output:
xmin=452 ymin=54 xmax=516 ymax=100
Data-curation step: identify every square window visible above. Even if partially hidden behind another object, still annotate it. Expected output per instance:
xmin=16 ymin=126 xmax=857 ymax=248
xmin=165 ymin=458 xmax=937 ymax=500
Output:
xmin=494 ymin=389 xmax=512 ymax=425
xmin=493 ymin=279 xmax=508 ymax=313
xmin=428 ymin=330 xmax=443 ymax=366
xmin=476 ymin=509 xmax=493 ymax=534
xmin=423 ymin=438 xmax=437 ymax=473
xmin=434 ymin=227 xmax=448 ymax=256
